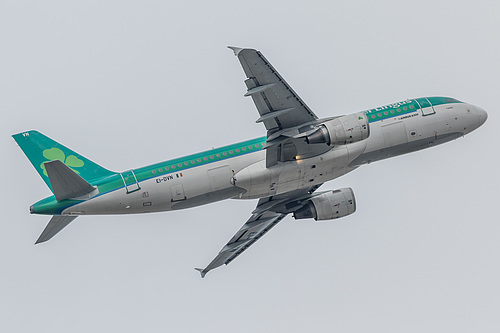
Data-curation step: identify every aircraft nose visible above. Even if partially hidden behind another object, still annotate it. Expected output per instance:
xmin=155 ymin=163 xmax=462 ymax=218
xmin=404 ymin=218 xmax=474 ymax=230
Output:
xmin=477 ymin=107 xmax=488 ymax=127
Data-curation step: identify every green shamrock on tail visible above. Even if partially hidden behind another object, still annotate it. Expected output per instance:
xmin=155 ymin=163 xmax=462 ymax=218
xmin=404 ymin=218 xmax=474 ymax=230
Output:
xmin=40 ymin=148 xmax=84 ymax=176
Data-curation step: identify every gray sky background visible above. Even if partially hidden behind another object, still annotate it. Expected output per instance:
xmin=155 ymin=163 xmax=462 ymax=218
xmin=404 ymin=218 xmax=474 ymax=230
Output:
xmin=1 ymin=1 xmax=499 ymax=332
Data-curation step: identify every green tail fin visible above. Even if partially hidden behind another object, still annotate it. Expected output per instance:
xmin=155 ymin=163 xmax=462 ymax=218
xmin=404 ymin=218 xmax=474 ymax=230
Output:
xmin=13 ymin=130 xmax=115 ymax=191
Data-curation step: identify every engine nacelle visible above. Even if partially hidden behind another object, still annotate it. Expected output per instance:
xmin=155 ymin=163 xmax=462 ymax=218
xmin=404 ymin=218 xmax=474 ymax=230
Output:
xmin=306 ymin=112 xmax=369 ymax=146
xmin=293 ymin=188 xmax=356 ymax=221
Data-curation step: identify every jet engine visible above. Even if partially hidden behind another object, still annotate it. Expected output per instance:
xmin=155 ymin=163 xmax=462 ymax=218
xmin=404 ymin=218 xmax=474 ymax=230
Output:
xmin=306 ymin=112 xmax=369 ymax=146
xmin=293 ymin=188 xmax=356 ymax=221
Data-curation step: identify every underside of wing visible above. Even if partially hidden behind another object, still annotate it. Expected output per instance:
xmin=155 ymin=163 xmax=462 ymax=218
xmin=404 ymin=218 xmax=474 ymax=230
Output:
xmin=196 ymin=211 xmax=286 ymax=278
xmin=195 ymin=185 xmax=323 ymax=278
xmin=229 ymin=47 xmax=318 ymax=131
xmin=229 ymin=47 xmax=332 ymax=167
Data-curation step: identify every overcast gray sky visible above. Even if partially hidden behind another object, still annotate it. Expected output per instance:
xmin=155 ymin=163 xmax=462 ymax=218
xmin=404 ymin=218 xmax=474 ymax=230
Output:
xmin=1 ymin=0 xmax=499 ymax=332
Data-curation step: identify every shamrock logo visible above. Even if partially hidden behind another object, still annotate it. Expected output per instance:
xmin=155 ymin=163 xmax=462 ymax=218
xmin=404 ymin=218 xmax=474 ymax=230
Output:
xmin=40 ymin=148 xmax=84 ymax=176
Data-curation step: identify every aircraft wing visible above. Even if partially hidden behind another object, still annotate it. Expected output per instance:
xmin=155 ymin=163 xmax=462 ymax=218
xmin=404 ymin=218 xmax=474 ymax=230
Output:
xmin=196 ymin=185 xmax=322 ymax=277
xmin=229 ymin=47 xmax=318 ymax=130
xmin=229 ymin=47 xmax=332 ymax=166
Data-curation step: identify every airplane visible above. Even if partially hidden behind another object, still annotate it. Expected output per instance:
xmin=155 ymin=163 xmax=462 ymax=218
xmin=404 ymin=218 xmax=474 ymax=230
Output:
xmin=13 ymin=47 xmax=487 ymax=278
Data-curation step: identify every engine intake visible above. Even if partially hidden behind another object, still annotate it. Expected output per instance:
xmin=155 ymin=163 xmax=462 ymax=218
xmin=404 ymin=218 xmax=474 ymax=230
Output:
xmin=306 ymin=112 xmax=369 ymax=146
xmin=293 ymin=188 xmax=356 ymax=221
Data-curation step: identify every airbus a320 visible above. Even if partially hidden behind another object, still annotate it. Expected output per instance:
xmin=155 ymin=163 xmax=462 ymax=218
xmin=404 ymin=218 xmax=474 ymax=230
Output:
xmin=13 ymin=47 xmax=487 ymax=277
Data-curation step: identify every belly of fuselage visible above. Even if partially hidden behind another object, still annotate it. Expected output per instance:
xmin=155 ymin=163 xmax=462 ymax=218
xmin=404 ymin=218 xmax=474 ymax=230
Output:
xmin=63 ymin=151 xmax=265 ymax=215
xmin=233 ymin=140 xmax=368 ymax=199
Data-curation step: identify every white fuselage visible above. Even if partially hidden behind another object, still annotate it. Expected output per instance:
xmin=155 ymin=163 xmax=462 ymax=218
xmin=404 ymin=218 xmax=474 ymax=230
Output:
xmin=63 ymin=102 xmax=486 ymax=216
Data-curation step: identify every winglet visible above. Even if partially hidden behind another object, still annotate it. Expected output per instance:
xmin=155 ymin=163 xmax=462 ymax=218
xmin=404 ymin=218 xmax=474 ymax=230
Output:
xmin=194 ymin=268 xmax=207 ymax=278
xmin=227 ymin=46 xmax=244 ymax=56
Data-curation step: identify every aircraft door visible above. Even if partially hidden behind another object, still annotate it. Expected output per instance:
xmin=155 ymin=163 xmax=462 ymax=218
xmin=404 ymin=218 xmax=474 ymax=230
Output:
xmin=416 ymin=97 xmax=436 ymax=116
xmin=120 ymin=170 xmax=140 ymax=193
xmin=171 ymin=184 xmax=186 ymax=201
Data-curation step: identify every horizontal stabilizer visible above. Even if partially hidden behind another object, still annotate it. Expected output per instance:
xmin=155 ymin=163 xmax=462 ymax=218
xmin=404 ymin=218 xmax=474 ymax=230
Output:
xmin=44 ymin=160 xmax=95 ymax=201
xmin=36 ymin=215 xmax=78 ymax=244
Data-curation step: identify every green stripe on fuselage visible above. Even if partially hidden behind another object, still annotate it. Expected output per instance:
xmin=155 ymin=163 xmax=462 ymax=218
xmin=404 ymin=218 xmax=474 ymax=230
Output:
xmin=131 ymin=136 xmax=267 ymax=184
xmin=32 ymin=136 xmax=268 ymax=215
xmin=365 ymin=96 xmax=462 ymax=123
